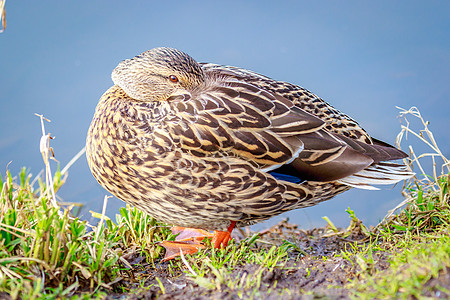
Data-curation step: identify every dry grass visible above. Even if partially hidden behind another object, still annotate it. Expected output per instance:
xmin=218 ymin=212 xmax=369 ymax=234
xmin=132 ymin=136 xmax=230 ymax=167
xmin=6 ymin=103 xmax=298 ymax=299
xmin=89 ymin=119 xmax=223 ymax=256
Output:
xmin=0 ymin=0 xmax=6 ymax=33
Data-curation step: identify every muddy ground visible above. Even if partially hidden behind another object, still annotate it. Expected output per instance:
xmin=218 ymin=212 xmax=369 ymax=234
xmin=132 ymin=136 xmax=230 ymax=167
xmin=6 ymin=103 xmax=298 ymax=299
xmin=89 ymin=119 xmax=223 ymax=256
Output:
xmin=106 ymin=220 xmax=448 ymax=299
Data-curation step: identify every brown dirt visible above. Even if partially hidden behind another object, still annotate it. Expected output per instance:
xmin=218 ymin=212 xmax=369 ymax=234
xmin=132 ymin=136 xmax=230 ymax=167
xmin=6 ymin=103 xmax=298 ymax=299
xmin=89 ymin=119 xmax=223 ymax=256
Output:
xmin=105 ymin=220 xmax=448 ymax=299
xmin=422 ymin=266 xmax=450 ymax=299
xmin=104 ymin=220 xmax=367 ymax=299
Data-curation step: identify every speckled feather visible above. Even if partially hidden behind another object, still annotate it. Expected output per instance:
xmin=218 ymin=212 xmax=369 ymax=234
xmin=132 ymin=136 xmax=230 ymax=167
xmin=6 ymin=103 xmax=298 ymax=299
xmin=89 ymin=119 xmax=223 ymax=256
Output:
xmin=86 ymin=47 xmax=412 ymax=231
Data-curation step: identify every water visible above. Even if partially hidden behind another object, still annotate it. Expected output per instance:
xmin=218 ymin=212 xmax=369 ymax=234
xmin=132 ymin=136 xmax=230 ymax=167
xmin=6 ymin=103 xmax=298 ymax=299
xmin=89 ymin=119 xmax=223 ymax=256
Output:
xmin=1 ymin=2 xmax=449 ymax=230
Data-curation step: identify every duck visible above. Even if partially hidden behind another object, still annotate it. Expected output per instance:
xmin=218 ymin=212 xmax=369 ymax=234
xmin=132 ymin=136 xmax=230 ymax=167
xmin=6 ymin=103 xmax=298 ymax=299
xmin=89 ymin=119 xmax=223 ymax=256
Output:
xmin=86 ymin=47 xmax=412 ymax=260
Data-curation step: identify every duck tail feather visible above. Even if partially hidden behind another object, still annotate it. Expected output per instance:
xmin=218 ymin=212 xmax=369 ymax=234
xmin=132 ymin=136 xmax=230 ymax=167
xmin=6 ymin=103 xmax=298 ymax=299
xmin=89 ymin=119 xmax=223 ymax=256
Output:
xmin=336 ymin=162 xmax=414 ymax=190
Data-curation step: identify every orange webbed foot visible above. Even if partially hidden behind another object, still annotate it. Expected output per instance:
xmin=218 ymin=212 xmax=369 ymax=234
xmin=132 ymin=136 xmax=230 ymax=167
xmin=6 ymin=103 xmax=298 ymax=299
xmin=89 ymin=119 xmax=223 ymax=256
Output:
xmin=212 ymin=221 xmax=236 ymax=249
xmin=160 ymin=226 xmax=212 ymax=261
xmin=159 ymin=222 xmax=237 ymax=261
xmin=212 ymin=231 xmax=232 ymax=248
xmin=159 ymin=240 xmax=205 ymax=262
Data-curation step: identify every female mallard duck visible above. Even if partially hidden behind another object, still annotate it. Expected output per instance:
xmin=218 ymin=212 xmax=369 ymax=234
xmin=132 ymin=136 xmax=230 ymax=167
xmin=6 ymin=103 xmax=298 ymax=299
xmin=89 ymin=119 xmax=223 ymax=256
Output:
xmin=86 ymin=47 xmax=412 ymax=260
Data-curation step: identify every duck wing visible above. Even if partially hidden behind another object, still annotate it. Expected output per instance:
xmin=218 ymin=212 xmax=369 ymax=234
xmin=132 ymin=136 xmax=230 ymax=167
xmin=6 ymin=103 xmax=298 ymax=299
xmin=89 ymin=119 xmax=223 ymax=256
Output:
xmin=166 ymin=66 xmax=408 ymax=183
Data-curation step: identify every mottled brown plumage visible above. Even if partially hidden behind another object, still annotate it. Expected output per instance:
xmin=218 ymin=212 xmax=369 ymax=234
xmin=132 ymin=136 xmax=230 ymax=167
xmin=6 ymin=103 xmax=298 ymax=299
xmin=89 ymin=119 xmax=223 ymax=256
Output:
xmin=86 ymin=47 xmax=412 ymax=232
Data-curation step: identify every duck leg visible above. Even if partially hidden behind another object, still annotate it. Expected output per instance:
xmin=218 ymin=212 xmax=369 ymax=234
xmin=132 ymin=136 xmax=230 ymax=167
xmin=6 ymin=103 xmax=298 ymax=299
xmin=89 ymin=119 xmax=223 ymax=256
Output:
xmin=159 ymin=221 xmax=237 ymax=261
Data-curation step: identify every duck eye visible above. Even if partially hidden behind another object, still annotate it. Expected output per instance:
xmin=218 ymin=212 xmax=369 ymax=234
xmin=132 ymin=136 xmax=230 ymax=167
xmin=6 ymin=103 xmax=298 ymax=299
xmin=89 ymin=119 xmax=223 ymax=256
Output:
xmin=169 ymin=75 xmax=178 ymax=83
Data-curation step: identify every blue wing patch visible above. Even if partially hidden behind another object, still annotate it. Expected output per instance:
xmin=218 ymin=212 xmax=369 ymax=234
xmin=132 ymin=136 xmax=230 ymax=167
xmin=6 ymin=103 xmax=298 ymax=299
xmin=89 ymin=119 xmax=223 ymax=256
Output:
xmin=269 ymin=171 xmax=304 ymax=184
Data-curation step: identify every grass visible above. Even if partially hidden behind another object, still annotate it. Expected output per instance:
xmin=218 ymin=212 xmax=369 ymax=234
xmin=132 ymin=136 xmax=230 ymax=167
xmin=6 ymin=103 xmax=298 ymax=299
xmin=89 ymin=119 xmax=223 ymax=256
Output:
xmin=0 ymin=167 xmax=176 ymax=299
xmin=342 ymin=171 xmax=449 ymax=299
xmin=0 ymin=107 xmax=449 ymax=299
xmin=351 ymin=231 xmax=450 ymax=299
xmin=345 ymin=106 xmax=450 ymax=299
xmin=1 ymin=167 xmax=114 ymax=298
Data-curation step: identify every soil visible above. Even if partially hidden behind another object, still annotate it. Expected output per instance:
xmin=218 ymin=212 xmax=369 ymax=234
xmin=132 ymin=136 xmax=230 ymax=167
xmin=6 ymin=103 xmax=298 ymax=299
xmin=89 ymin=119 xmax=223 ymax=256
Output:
xmin=105 ymin=220 xmax=449 ymax=300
